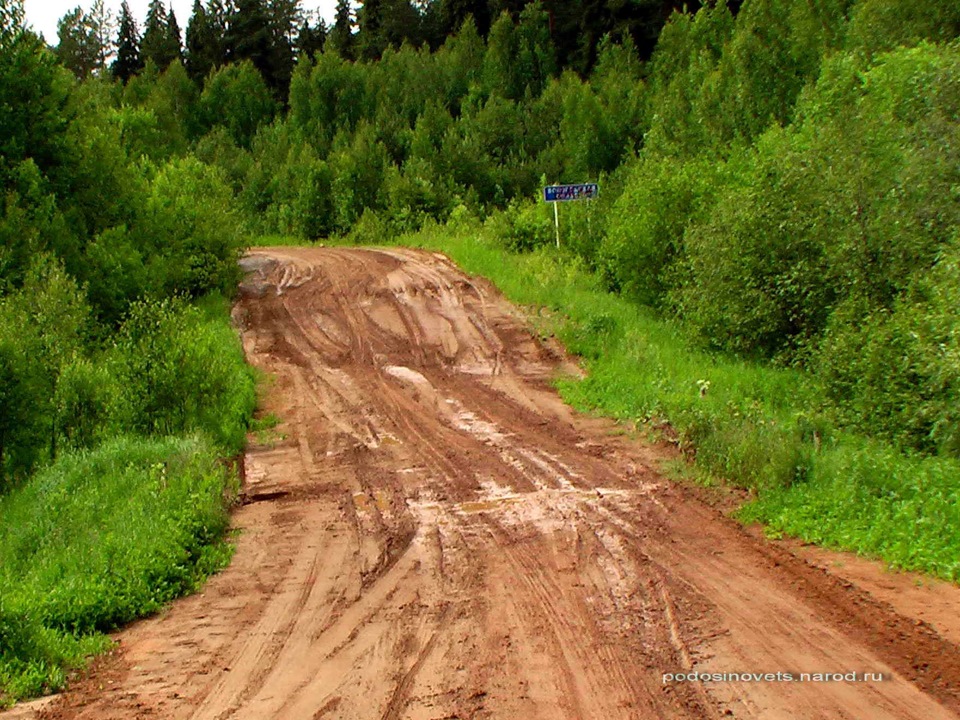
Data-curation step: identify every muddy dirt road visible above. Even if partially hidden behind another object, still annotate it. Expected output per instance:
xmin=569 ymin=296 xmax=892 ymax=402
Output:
xmin=22 ymin=247 xmax=960 ymax=719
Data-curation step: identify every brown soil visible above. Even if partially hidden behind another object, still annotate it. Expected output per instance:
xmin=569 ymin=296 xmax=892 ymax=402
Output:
xmin=12 ymin=246 xmax=960 ymax=720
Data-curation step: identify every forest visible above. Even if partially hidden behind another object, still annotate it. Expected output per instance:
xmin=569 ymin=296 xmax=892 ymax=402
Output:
xmin=1 ymin=0 xmax=959 ymax=705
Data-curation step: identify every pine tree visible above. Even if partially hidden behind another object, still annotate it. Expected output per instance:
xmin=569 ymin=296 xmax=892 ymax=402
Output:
xmin=265 ymin=0 xmax=300 ymax=98
xmin=112 ymin=0 xmax=143 ymax=82
xmin=142 ymin=0 xmax=171 ymax=67
xmin=482 ymin=11 xmax=519 ymax=98
xmin=440 ymin=0 xmax=491 ymax=38
xmin=296 ymin=18 xmax=325 ymax=60
xmin=185 ymin=0 xmax=225 ymax=83
xmin=516 ymin=1 xmax=555 ymax=97
xmin=225 ymin=0 xmax=271 ymax=71
xmin=381 ymin=0 xmax=421 ymax=49
xmin=357 ymin=0 xmax=385 ymax=59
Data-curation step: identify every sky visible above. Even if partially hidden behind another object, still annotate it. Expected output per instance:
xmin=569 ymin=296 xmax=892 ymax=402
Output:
xmin=24 ymin=0 xmax=340 ymax=45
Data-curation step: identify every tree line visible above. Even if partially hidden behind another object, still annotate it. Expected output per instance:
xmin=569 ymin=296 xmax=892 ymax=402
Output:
xmin=3 ymin=0 xmax=957 ymax=485
xmin=53 ymin=0 xmax=707 ymax=95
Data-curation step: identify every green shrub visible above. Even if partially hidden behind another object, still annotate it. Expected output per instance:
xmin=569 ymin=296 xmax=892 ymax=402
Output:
xmin=599 ymin=155 xmax=722 ymax=308
xmin=818 ymin=236 xmax=960 ymax=455
xmin=107 ymin=296 xmax=256 ymax=455
xmin=143 ymin=157 xmax=246 ymax=299
xmin=198 ymin=61 xmax=277 ymax=149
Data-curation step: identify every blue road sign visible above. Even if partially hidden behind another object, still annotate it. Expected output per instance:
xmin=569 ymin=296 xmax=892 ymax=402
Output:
xmin=543 ymin=183 xmax=599 ymax=202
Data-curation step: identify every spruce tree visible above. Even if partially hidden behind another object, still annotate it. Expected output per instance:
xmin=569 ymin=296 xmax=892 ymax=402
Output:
xmin=265 ymin=0 xmax=300 ymax=98
xmin=225 ymin=0 xmax=271 ymax=72
xmin=440 ymin=0 xmax=490 ymax=38
xmin=357 ymin=0 xmax=385 ymax=59
xmin=185 ymin=0 xmax=226 ymax=83
xmin=112 ymin=0 xmax=143 ymax=82
xmin=296 ymin=19 xmax=325 ymax=60
xmin=328 ymin=0 xmax=355 ymax=60
xmin=167 ymin=6 xmax=183 ymax=64
xmin=141 ymin=0 xmax=170 ymax=67
xmin=381 ymin=0 xmax=421 ymax=49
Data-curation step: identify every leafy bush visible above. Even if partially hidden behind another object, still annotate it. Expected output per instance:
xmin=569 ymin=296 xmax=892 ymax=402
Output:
xmin=197 ymin=61 xmax=277 ymax=149
xmin=599 ymin=155 xmax=722 ymax=308
xmin=143 ymin=157 xmax=246 ymax=299
xmin=674 ymin=42 xmax=960 ymax=367
xmin=107 ymin=296 xmax=256 ymax=455
xmin=818 ymin=236 xmax=960 ymax=455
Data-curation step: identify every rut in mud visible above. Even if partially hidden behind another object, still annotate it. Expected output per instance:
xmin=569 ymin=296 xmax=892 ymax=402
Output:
xmin=19 ymin=247 xmax=960 ymax=720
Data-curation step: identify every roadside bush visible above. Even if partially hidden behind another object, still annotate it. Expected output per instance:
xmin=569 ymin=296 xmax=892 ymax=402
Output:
xmin=491 ymin=199 xmax=553 ymax=252
xmin=818 ymin=236 xmax=960 ymax=455
xmin=143 ymin=157 xmax=246 ymax=299
xmin=598 ymin=155 xmax=722 ymax=308
xmin=107 ymin=297 xmax=256 ymax=455
xmin=674 ymin=42 xmax=960 ymax=364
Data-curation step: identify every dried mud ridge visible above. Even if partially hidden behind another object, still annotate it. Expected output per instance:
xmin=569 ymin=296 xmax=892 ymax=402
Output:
xmin=21 ymin=247 xmax=960 ymax=720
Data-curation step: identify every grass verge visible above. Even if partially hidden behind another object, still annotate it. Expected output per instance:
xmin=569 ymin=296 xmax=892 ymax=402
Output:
xmin=0 ymin=436 xmax=237 ymax=705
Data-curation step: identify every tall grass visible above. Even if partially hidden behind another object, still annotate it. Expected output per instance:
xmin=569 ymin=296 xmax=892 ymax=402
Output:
xmin=0 ymin=436 xmax=237 ymax=704
xmin=398 ymin=221 xmax=960 ymax=582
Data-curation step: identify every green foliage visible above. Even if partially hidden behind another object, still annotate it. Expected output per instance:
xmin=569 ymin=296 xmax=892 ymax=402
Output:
xmin=846 ymin=0 xmax=960 ymax=56
xmin=198 ymin=60 xmax=277 ymax=149
xmin=700 ymin=0 xmax=849 ymax=146
xmin=818 ymin=236 xmax=960 ymax=454
xmin=0 ymin=256 xmax=92 ymax=485
xmin=107 ymin=297 xmax=256 ymax=455
xmin=329 ymin=122 xmax=390 ymax=231
xmin=491 ymin=198 xmax=554 ymax=251
xmin=482 ymin=12 xmax=521 ymax=99
xmin=642 ymin=1 xmax=734 ymax=157
xmin=599 ymin=155 xmax=722 ymax=307
xmin=0 ymin=21 xmax=70 ymax=187
xmin=143 ymin=157 xmax=245 ymax=298
xmin=288 ymin=51 xmax=371 ymax=150
xmin=674 ymin=42 xmax=960 ymax=375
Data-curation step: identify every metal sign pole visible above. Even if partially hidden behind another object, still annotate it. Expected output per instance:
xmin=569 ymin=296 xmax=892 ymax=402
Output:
xmin=554 ymin=201 xmax=560 ymax=248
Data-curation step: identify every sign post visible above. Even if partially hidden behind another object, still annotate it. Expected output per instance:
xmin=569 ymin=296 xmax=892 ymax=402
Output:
xmin=542 ymin=183 xmax=599 ymax=249
xmin=553 ymin=201 xmax=560 ymax=248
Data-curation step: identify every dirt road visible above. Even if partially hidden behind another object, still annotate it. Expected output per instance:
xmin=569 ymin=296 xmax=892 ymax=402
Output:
xmin=20 ymin=247 xmax=960 ymax=719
